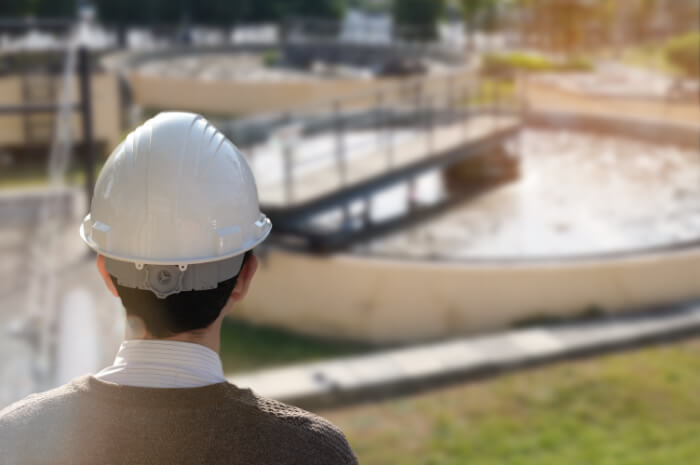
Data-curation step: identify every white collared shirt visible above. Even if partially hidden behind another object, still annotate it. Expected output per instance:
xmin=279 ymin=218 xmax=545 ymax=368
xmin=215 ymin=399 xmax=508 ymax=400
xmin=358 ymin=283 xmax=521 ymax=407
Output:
xmin=95 ymin=339 xmax=227 ymax=388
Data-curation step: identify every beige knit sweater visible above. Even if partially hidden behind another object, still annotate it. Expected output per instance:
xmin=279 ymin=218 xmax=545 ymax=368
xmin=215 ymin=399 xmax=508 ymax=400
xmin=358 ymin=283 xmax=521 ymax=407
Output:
xmin=0 ymin=375 xmax=357 ymax=465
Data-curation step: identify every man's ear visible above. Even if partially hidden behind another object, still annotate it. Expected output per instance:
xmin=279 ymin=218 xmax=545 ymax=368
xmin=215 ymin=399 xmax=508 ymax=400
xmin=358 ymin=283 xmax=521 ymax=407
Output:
xmin=230 ymin=253 xmax=259 ymax=303
xmin=96 ymin=254 xmax=119 ymax=298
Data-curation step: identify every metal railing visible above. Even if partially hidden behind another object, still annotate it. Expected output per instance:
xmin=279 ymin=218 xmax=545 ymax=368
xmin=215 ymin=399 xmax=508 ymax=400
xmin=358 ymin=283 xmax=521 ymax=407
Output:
xmin=224 ymin=69 xmax=520 ymax=209
xmin=0 ymin=46 xmax=97 ymax=204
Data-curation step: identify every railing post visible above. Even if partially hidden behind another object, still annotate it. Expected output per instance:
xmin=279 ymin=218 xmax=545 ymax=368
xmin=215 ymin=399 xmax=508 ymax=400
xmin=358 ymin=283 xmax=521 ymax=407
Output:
xmin=413 ymin=80 xmax=424 ymax=160
xmin=78 ymin=47 xmax=95 ymax=208
xmin=414 ymin=80 xmax=423 ymax=132
xmin=363 ymin=194 xmax=372 ymax=229
xmin=462 ymin=84 xmax=469 ymax=138
xmin=282 ymin=113 xmax=294 ymax=204
xmin=407 ymin=176 xmax=418 ymax=213
xmin=447 ymin=74 xmax=455 ymax=124
xmin=333 ymin=100 xmax=350 ymax=226
xmin=333 ymin=100 xmax=346 ymax=186
xmin=426 ymin=95 xmax=433 ymax=157
xmin=494 ymin=73 xmax=502 ymax=126
xmin=375 ymin=90 xmax=383 ymax=153
xmin=488 ymin=74 xmax=500 ymax=132
xmin=386 ymin=88 xmax=394 ymax=169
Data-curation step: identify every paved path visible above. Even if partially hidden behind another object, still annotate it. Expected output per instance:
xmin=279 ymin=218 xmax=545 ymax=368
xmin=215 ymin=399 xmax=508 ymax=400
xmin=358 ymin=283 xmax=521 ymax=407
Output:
xmin=229 ymin=302 xmax=700 ymax=409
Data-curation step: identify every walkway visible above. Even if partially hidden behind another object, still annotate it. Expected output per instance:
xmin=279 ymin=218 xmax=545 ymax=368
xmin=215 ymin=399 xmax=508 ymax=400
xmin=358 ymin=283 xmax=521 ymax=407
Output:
xmin=229 ymin=302 xmax=700 ymax=409
xmin=254 ymin=114 xmax=519 ymax=209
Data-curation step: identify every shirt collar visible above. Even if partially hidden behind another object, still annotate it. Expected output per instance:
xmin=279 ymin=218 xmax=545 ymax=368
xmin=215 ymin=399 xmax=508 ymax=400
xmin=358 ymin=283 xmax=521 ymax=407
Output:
xmin=95 ymin=339 xmax=226 ymax=388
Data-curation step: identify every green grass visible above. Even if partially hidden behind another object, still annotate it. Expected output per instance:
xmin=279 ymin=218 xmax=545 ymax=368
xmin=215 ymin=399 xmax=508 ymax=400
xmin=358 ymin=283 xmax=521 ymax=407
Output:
xmin=219 ymin=317 xmax=372 ymax=374
xmin=325 ymin=338 xmax=700 ymax=465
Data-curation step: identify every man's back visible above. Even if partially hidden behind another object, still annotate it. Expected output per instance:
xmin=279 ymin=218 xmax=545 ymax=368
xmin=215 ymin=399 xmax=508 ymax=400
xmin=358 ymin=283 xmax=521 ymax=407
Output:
xmin=0 ymin=376 xmax=357 ymax=465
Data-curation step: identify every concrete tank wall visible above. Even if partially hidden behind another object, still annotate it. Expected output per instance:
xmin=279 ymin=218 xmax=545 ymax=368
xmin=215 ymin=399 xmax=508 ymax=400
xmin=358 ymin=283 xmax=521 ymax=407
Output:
xmin=0 ymin=73 xmax=122 ymax=152
xmin=235 ymin=247 xmax=700 ymax=343
xmin=127 ymin=68 xmax=473 ymax=115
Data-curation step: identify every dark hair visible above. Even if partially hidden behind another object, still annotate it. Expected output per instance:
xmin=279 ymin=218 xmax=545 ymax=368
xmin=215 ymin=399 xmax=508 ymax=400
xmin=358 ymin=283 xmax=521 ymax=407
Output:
xmin=111 ymin=252 xmax=249 ymax=338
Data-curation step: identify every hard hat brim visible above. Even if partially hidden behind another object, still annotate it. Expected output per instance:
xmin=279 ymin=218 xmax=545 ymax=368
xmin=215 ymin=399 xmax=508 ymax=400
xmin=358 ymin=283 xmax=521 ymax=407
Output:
xmin=80 ymin=214 xmax=272 ymax=266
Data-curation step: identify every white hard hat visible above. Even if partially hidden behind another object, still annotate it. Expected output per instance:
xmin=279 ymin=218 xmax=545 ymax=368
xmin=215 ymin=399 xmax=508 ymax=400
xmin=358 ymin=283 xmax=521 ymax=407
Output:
xmin=80 ymin=112 xmax=272 ymax=268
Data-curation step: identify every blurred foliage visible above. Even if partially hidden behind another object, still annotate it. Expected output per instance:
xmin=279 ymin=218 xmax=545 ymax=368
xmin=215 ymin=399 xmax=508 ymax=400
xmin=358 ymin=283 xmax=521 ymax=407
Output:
xmin=483 ymin=52 xmax=553 ymax=73
xmin=514 ymin=0 xmax=700 ymax=54
xmin=0 ymin=0 xmax=347 ymax=24
xmin=219 ymin=317 xmax=372 ymax=373
xmin=2 ymin=0 xmax=698 ymax=53
xmin=516 ymin=0 xmax=607 ymax=52
xmin=621 ymin=42 xmax=681 ymax=77
xmin=347 ymin=0 xmax=392 ymax=15
xmin=481 ymin=52 xmax=593 ymax=75
xmin=392 ymin=0 xmax=446 ymax=40
xmin=457 ymin=0 xmax=500 ymax=52
xmin=94 ymin=0 xmax=346 ymax=25
xmin=665 ymin=32 xmax=700 ymax=78
xmin=261 ymin=49 xmax=282 ymax=67
xmin=558 ymin=55 xmax=593 ymax=71
xmin=458 ymin=0 xmax=500 ymax=31
xmin=327 ymin=337 xmax=700 ymax=464
xmin=0 ymin=0 xmax=73 ymax=17
xmin=466 ymin=78 xmax=515 ymax=106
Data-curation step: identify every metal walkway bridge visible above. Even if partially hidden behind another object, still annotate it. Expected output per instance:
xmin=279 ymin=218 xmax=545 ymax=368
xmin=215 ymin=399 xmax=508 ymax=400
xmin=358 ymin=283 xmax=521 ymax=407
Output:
xmin=222 ymin=71 xmax=522 ymax=251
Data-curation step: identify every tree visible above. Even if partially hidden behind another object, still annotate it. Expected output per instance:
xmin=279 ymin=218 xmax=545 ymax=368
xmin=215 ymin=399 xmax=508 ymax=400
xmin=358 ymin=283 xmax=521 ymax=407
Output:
xmin=392 ymin=0 xmax=446 ymax=40
xmin=458 ymin=0 xmax=502 ymax=52
xmin=1 ymin=0 xmax=347 ymax=24
xmin=459 ymin=0 xmax=500 ymax=31
xmin=0 ymin=0 xmax=75 ymax=17
xmin=665 ymin=32 xmax=700 ymax=77
xmin=512 ymin=0 xmax=599 ymax=53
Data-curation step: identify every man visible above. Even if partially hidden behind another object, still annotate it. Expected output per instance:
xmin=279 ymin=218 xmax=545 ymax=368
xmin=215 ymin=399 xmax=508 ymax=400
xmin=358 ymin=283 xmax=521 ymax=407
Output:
xmin=0 ymin=112 xmax=358 ymax=465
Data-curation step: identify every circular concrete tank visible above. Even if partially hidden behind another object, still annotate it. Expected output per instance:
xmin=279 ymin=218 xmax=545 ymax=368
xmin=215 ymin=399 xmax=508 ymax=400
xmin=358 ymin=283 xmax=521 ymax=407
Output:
xmin=237 ymin=126 xmax=700 ymax=343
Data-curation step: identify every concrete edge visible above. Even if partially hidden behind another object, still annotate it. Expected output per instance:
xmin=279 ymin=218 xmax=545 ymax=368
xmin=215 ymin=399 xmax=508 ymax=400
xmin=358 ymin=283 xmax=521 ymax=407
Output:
xmin=228 ymin=305 xmax=700 ymax=410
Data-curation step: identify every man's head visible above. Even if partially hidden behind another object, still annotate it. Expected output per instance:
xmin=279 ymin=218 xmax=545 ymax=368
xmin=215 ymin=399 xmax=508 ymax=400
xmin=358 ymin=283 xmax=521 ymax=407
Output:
xmin=97 ymin=252 xmax=258 ymax=339
xmin=81 ymin=112 xmax=271 ymax=344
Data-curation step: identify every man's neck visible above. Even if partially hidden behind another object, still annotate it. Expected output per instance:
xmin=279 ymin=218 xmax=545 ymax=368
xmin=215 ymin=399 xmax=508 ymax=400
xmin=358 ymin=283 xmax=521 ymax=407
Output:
xmin=125 ymin=316 xmax=223 ymax=354
xmin=158 ymin=331 xmax=220 ymax=353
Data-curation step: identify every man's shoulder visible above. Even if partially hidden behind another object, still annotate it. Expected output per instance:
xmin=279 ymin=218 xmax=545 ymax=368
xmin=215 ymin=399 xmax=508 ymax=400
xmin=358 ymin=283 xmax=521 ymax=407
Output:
xmin=0 ymin=376 xmax=89 ymax=461
xmin=224 ymin=384 xmax=358 ymax=464
xmin=0 ymin=377 xmax=86 ymax=425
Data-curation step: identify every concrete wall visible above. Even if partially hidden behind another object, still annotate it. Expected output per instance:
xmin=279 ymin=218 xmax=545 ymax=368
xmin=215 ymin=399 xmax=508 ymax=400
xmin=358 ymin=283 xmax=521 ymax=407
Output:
xmin=235 ymin=247 xmax=700 ymax=343
xmin=0 ymin=78 xmax=24 ymax=145
xmin=0 ymin=73 xmax=122 ymax=152
xmin=524 ymin=79 xmax=700 ymax=125
xmin=527 ymin=110 xmax=700 ymax=149
xmin=127 ymin=68 xmax=474 ymax=116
